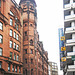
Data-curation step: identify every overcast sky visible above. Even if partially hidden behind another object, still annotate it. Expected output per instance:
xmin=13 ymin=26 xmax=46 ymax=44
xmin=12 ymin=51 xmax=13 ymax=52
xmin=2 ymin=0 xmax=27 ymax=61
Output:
xmin=16 ymin=0 xmax=64 ymax=74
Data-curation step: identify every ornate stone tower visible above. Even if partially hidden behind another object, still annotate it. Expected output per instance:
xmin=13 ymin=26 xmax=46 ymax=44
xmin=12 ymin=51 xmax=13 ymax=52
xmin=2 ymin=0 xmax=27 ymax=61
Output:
xmin=19 ymin=0 xmax=37 ymax=75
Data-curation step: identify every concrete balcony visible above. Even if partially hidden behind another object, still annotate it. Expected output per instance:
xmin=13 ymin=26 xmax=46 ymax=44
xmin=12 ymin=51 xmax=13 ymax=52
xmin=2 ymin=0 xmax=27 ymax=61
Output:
xmin=66 ymin=39 xmax=75 ymax=43
xmin=68 ymin=65 xmax=75 ymax=69
xmin=66 ymin=39 xmax=75 ymax=46
xmin=67 ymin=52 xmax=75 ymax=56
xmin=65 ymin=15 xmax=75 ymax=22
xmin=64 ymin=4 xmax=71 ymax=9
xmin=65 ymin=27 xmax=75 ymax=34
xmin=68 ymin=65 xmax=75 ymax=71
xmin=65 ymin=15 xmax=75 ymax=20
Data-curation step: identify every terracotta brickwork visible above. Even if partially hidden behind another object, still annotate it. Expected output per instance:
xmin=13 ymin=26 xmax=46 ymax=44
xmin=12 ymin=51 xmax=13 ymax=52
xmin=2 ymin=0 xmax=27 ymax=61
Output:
xmin=0 ymin=0 xmax=23 ymax=75
xmin=0 ymin=0 xmax=48 ymax=75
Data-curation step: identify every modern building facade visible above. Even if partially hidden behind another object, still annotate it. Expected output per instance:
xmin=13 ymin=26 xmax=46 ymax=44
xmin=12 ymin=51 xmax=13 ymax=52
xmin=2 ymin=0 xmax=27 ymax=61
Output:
xmin=48 ymin=62 xmax=58 ymax=75
xmin=63 ymin=0 xmax=75 ymax=75
xmin=0 ymin=0 xmax=48 ymax=75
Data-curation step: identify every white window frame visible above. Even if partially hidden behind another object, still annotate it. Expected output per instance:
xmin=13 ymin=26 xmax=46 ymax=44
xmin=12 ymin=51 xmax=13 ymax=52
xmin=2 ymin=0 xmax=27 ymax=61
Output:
xmin=10 ymin=19 xmax=13 ymax=26
xmin=15 ymin=66 xmax=17 ymax=72
xmin=14 ymin=31 xmax=16 ymax=39
xmin=17 ymin=44 xmax=19 ymax=50
xmin=0 ymin=48 xmax=2 ymax=56
xmin=10 ymin=29 xmax=12 ymax=36
xmin=10 ymin=41 xmax=12 ymax=48
xmin=0 ymin=22 xmax=3 ymax=30
xmin=17 ymin=55 xmax=19 ymax=61
xmin=8 ymin=64 xmax=10 ymax=71
xmin=14 ymin=42 xmax=16 ymax=49
xmin=0 ymin=35 xmax=2 ymax=43
xmin=10 ymin=11 xmax=14 ymax=16
xmin=17 ymin=34 xmax=19 ymax=40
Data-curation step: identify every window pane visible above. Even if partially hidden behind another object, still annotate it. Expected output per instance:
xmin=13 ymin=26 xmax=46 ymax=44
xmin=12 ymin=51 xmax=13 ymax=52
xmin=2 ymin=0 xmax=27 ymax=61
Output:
xmin=10 ymin=52 xmax=12 ymax=59
xmin=31 ymin=59 xmax=33 ymax=64
xmin=25 ymin=69 xmax=27 ymax=75
xmin=0 ymin=48 xmax=2 ymax=56
xmin=15 ymin=66 xmax=17 ymax=72
xmin=0 ymin=22 xmax=3 ymax=30
xmin=19 ymin=67 xmax=21 ymax=73
xmin=0 ymin=0 xmax=1 ymax=7
xmin=14 ymin=53 xmax=16 ymax=60
xmin=15 ymin=23 xmax=16 ymax=29
xmin=30 ymin=39 xmax=33 ymax=45
xmin=25 ymin=31 xmax=27 ymax=36
xmin=14 ymin=43 xmax=16 ymax=49
xmin=31 ymin=69 xmax=33 ymax=75
xmin=31 ymin=49 xmax=33 ymax=54
xmin=17 ymin=24 xmax=18 ymax=30
xmin=0 ymin=62 xmax=2 ymax=68
xmin=8 ymin=64 xmax=10 ymax=71
xmin=0 ymin=35 xmax=2 ymax=43
xmin=10 ymin=29 xmax=12 ymax=36
xmin=17 ymin=34 xmax=19 ymax=40
xmin=10 ymin=11 xmax=14 ymax=16
xmin=14 ymin=32 xmax=16 ymax=38
xmin=10 ymin=41 xmax=12 ymax=48
xmin=17 ymin=44 xmax=19 ymax=50
xmin=12 ymin=65 xmax=14 ymax=72
xmin=17 ymin=55 xmax=19 ymax=61
xmin=25 ymin=59 xmax=27 ymax=64
xmin=10 ymin=19 xmax=13 ymax=26
xmin=25 ymin=49 xmax=27 ymax=54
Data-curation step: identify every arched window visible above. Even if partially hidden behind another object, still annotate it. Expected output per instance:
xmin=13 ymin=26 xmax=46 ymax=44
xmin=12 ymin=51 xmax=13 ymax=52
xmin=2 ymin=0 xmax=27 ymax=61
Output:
xmin=30 ymin=39 xmax=33 ymax=45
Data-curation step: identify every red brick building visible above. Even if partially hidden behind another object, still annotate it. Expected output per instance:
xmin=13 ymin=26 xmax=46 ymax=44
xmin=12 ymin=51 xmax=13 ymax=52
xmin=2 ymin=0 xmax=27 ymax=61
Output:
xmin=0 ymin=0 xmax=48 ymax=75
